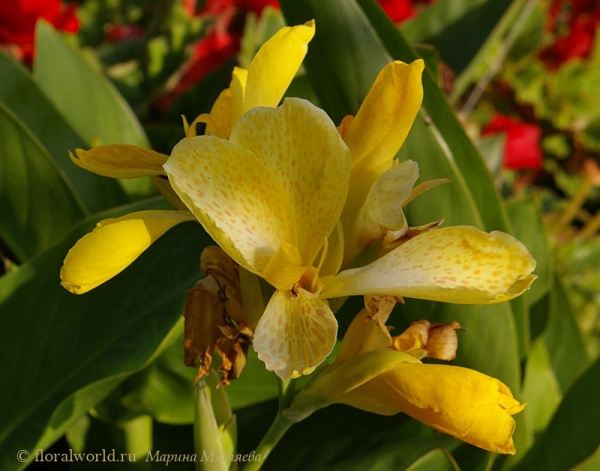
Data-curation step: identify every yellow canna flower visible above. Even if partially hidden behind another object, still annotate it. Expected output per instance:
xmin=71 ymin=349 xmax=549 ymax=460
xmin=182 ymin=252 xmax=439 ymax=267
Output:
xmin=165 ymin=94 xmax=536 ymax=380
xmin=165 ymin=98 xmax=351 ymax=379
xmin=288 ymin=297 xmax=526 ymax=455
xmin=60 ymin=21 xmax=316 ymax=296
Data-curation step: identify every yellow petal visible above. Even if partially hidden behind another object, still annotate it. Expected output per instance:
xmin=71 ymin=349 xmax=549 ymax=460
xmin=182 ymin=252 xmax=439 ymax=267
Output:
xmin=166 ymin=135 xmax=294 ymax=275
xmin=60 ymin=210 xmax=195 ymax=294
xmin=343 ymin=60 xmax=425 ymax=217
xmin=321 ymin=226 xmax=537 ymax=303
xmin=262 ymin=243 xmax=307 ymax=290
xmin=230 ymin=66 xmax=248 ymax=127
xmin=166 ymin=98 xmax=350 ymax=276
xmin=252 ymin=288 xmax=337 ymax=378
xmin=335 ymin=296 xmax=396 ymax=365
xmin=344 ymin=60 xmax=424 ymax=169
xmin=343 ymin=160 xmax=418 ymax=265
xmin=292 ymin=349 xmax=419 ymax=419
xmin=339 ymin=364 xmax=525 ymax=454
xmin=230 ymin=98 xmax=351 ymax=266
xmin=70 ymin=145 xmax=169 ymax=178
xmin=205 ymin=88 xmax=235 ymax=139
xmin=241 ymin=21 xmax=315 ymax=115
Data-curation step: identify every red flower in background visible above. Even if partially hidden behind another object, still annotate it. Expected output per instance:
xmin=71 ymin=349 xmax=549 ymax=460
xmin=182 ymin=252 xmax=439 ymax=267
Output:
xmin=160 ymin=0 xmax=434 ymax=107
xmin=483 ymin=114 xmax=543 ymax=170
xmin=542 ymin=0 xmax=600 ymax=68
xmin=0 ymin=0 xmax=79 ymax=63
xmin=163 ymin=0 xmax=278 ymax=104
xmin=378 ymin=0 xmax=437 ymax=23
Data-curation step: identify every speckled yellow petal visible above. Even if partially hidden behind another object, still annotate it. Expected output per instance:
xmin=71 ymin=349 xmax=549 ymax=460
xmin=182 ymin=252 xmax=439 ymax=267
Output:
xmin=231 ymin=98 xmax=351 ymax=265
xmin=339 ymin=364 xmax=525 ymax=454
xmin=241 ymin=21 xmax=315 ymax=114
xmin=60 ymin=210 xmax=195 ymax=294
xmin=205 ymin=88 xmax=235 ymax=139
xmin=343 ymin=60 xmax=424 ymax=217
xmin=165 ymin=135 xmax=294 ymax=275
xmin=321 ymin=226 xmax=537 ymax=303
xmin=70 ymin=145 xmax=168 ymax=178
xmin=343 ymin=160 xmax=418 ymax=265
xmin=262 ymin=243 xmax=307 ymax=290
xmin=252 ymin=288 xmax=337 ymax=378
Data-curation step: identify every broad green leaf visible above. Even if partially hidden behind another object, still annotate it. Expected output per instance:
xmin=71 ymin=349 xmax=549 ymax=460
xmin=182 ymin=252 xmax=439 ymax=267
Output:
xmin=250 ymin=404 xmax=457 ymax=470
xmin=543 ymin=274 xmax=590 ymax=392
xmin=406 ymin=449 xmax=459 ymax=471
xmin=119 ymin=320 xmax=197 ymax=425
xmin=506 ymin=197 xmax=553 ymax=359
xmin=0 ymin=198 xmax=207 ymax=471
xmin=398 ymin=112 xmax=483 ymax=228
xmin=503 ymin=339 xmax=561 ymax=469
xmin=227 ymin=349 xmax=279 ymax=410
xmin=521 ymin=340 xmax=562 ymax=433
xmin=33 ymin=21 xmax=149 ymax=149
xmin=0 ymin=50 xmax=127 ymax=214
xmin=0 ymin=103 xmax=85 ymax=262
xmin=571 ymin=446 xmax=600 ymax=471
xmin=514 ymin=356 xmax=600 ymax=471
xmin=506 ymin=197 xmax=552 ymax=306
xmin=401 ymin=0 xmax=512 ymax=74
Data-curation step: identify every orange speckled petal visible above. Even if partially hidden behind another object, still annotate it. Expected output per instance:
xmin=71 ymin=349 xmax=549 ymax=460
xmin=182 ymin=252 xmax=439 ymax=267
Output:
xmin=321 ymin=226 xmax=537 ymax=304
xmin=165 ymin=135 xmax=295 ymax=275
xmin=242 ymin=21 xmax=315 ymax=113
xmin=253 ymin=288 xmax=338 ymax=378
xmin=60 ymin=210 xmax=195 ymax=294
xmin=231 ymin=98 xmax=351 ymax=265
xmin=70 ymin=145 xmax=169 ymax=178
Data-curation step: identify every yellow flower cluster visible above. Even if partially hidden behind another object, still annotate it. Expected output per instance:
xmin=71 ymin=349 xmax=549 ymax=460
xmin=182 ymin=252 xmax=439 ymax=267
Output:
xmin=59 ymin=20 xmax=535 ymax=454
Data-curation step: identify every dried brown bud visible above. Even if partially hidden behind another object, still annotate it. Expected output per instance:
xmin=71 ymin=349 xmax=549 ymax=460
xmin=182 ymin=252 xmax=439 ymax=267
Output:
xmin=184 ymin=246 xmax=252 ymax=385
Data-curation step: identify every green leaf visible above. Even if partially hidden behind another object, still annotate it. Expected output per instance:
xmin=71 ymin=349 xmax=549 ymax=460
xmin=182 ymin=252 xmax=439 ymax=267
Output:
xmin=521 ymin=340 xmax=562 ymax=435
xmin=506 ymin=196 xmax=553 ymax=359
xmin=119 ymin=320 xmax=197 ymax=425
xmin=506 ymin=193 xmax=552 ymax=307
xmin=227 ymin=348 xmax=279 ymax=410
xmin=0 ymin=198 xmax=208 ymax=471
xmin=0 ymin=103 xmax=86 ymax=262
xmin=543 ymin=275 xmax=590 ymax=392
xmin=514 ymin=356 xmax=600 ymax=471
xmin=406 ymin=449 xmax=459 ymax=471
xmin=401 ymin=0 xmax=512 ymax=74
xmin=0 ymin=50 xmax=127 ymax=214
xmin=33 ymin=20 xmax=149 ymax=148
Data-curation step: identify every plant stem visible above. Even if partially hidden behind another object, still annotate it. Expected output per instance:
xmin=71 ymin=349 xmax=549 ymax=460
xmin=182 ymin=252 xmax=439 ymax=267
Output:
xmin=121 ymin=415 xmax=152 ymax=469
xmin=242 ymin=377 xmax=297 ymax=470
xmin=242 ymin=412 xmax=296 ymax=471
